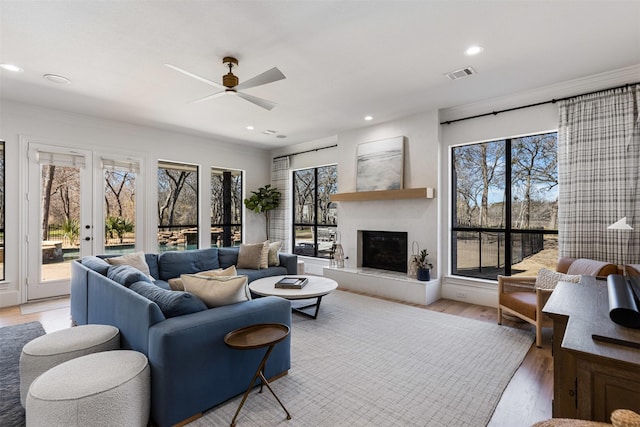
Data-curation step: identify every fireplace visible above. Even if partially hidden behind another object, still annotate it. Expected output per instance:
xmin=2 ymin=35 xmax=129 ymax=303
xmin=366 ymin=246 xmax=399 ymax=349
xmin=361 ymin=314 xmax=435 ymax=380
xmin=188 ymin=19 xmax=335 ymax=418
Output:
xmin=360 ymin=230 xmax=408 ymax=273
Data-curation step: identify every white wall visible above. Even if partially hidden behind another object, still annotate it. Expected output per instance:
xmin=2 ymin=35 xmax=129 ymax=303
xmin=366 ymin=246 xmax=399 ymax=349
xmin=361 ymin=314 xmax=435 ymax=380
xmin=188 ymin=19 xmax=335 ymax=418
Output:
xmin=0 ymin=100 xmax=271 ymax=306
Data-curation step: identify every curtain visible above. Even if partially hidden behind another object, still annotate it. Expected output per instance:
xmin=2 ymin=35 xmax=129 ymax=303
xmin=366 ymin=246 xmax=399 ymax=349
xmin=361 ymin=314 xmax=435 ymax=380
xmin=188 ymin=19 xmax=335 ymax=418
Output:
xmin=270 ymin=156 xmax=291 ymax=252
xmin=558 ymin=85 xmax=640 ymax=265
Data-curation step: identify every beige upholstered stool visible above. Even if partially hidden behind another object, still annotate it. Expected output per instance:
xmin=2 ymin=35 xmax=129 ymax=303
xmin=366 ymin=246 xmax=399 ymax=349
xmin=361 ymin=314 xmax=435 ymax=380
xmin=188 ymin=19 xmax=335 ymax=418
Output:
xmin=19 ymin=324 xmax=119 ymax=407
xmin=530 ymin=409 xmax=640 ymax=427
xmin=26 ymin=350 xmax=150 ymax=427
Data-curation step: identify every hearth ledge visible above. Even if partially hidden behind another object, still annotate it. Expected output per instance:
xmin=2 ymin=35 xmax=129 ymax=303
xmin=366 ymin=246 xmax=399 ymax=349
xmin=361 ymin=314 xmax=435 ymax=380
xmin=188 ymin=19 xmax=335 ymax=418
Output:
xmin=323 ymin=266 xmax=440 ymax=305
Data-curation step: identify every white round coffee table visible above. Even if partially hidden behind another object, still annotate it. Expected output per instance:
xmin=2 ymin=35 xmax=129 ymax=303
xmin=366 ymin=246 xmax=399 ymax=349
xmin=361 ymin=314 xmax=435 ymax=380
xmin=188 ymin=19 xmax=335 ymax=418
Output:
xmin=249 ymin=275 xmax=338 ymax=319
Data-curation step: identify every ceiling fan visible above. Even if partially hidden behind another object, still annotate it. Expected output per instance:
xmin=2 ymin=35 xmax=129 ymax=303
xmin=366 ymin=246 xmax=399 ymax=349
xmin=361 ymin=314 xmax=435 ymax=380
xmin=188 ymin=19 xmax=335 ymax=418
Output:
xmin=165 ymin=57 xmax=285 ymax=111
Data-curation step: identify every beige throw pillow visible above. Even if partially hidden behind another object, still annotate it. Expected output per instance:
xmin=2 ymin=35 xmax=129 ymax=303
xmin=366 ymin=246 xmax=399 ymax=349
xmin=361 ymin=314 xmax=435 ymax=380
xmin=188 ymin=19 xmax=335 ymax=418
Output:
xmin=106 ymin=252 xmax=152 ymax=278
xmin=268 ymin=241 xmax=282 ymax=267
xmin=535 ymin=268 xmax=581 ymax=290
xmin=260 ymin=240 xmax=269 ymax=269
xmin=181 ymin=274 xmax=250 ymax=308
xmin=237 ymin=242 xmax=265 ymax=269
xmin=168 ymin=265 xmax=237 ymax=291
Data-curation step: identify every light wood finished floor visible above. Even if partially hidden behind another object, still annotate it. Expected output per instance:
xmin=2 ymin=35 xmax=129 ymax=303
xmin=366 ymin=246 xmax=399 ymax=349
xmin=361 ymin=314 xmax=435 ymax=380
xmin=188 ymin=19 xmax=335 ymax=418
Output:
xmin=0 ymin=292 xmax=552 ymax=427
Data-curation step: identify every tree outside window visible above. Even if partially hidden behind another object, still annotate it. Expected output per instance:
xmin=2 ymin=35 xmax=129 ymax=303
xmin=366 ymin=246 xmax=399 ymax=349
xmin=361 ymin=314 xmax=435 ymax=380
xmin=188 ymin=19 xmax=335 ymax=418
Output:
xmin=292 ymin=165 xmax=337 ymax=258
xmin=211 ymin=168 xmax=242 ymax=247
xmin=157 ymin=161 xmax=199 ymax=252
xmin=452 ymin=132 xmax=558 ymax=280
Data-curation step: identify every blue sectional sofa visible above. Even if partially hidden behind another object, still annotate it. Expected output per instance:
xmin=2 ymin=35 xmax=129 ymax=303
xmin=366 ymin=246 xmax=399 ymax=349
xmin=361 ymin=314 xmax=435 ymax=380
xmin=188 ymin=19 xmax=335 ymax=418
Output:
xmin=70 ymin=247 xmax=297 ymax=427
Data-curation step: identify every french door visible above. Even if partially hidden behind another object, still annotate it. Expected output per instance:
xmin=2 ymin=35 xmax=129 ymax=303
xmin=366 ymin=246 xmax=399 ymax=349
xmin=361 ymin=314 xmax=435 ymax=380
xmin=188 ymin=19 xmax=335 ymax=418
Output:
xmin=26 ymin=144 xmax=94 ymax=301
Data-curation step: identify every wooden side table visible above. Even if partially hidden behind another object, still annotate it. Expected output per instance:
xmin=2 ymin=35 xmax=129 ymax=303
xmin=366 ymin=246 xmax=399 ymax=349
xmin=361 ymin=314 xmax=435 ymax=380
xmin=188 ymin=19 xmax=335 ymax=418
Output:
xmin=224 ymin=323 xmax=291 ymax=427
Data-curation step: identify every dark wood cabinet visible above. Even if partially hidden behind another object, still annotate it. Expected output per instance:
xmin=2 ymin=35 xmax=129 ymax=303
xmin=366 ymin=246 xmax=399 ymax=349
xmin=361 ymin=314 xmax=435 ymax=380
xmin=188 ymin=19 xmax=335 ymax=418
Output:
xmin=543 ymin=276 xmax=640 ymax=422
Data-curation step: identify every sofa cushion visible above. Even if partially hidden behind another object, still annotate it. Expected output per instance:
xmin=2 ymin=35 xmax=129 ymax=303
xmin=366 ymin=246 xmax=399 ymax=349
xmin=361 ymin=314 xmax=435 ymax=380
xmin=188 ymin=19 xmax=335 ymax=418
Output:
xmin=82 ymin=256 xmax=111 ymax=276
xmin=107 ymin=265 xmax=153 ymax=288
xmin=181 ymin=274 xmax=250 ymax=308
xmin=237 ymin=243 xmax=266 ymax=269
xmin=238 ymin=266 xmax=288 ymax=282
xmin=129 ymin=281 xmax=207 ymax=318
xmin=218 ymin=247 xmax=239 ymax=268
xmin=158 ymin=248 xmax=220 ymax=280
xmin=105 ymin=252 xmax=152 ymax=277
xmin=268 ymin=241 xmax=282 ymax=266
xmin=168 ymin=266 xmax=237 ymax=291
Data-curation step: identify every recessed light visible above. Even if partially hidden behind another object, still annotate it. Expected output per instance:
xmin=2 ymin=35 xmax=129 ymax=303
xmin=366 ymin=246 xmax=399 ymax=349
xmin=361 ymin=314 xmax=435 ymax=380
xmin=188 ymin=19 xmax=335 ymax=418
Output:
xmin=364 ymin=115 xmax=373 ymax=121
xmin=0 ymin=63 xmax=24 ymax=72
xmin=43 ymin=74 xmax=71 ymax=84
xmin=246 ymin=125 xmax=254 ymax=130
xmin=464 ymin=45 xmax=484 ymax=56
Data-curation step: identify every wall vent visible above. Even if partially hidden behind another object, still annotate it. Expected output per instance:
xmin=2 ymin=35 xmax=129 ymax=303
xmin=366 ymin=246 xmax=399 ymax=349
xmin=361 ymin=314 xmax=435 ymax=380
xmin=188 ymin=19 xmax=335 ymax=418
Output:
xmin=445 ymin=66 xmax=477 ymax=81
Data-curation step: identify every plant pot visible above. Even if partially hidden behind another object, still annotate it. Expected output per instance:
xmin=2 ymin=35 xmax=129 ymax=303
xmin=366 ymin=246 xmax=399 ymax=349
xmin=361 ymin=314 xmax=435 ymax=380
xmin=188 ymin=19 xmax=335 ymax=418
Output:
xmin=417 ymin=268 xmax=430 ymax=282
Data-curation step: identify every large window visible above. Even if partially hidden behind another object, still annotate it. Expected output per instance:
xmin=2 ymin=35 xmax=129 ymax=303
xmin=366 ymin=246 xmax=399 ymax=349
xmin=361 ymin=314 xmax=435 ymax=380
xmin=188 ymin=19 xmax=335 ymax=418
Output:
xmin=452 ymin=132 xmax=558 ymax=280
xmin=211 ymin=168 xmax=242 ymax=247
xmin=157 ymin=161 xmax=199 ymax=252
xmin=292 ymin=165 xmax=337 ymax=258
xmin=0 ymin=141 xmax=4 ymax=280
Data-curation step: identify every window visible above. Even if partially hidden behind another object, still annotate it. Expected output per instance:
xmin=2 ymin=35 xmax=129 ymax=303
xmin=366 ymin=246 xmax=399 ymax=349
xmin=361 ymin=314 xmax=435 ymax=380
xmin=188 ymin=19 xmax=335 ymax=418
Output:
xmin=211 ymin=168 xmax=242 ymax=247
xmin=103 ymin=159 xmax=138 ymax=255
xmin=0 ymin=141 xmax=4 ymax=280
xmin=451 ymin=132 xmax=558 ymax=280
xmin=292 ymin=165 xmax=338 ymax=258
xmin=157 ymin=161 xmax=199 ymax=252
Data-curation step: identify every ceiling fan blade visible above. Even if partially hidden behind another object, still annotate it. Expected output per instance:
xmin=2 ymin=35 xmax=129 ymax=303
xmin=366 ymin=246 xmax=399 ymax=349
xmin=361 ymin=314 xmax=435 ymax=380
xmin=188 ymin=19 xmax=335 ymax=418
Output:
xmin=164 ymin=63 xmax=225 ymax=90
xmin=190 ymin=91 xmax=227 ymax=104
xmin=234 ymin=67 xmax=286 ymax=91
xmin=236 ymin=92 xmax=277 ymax=110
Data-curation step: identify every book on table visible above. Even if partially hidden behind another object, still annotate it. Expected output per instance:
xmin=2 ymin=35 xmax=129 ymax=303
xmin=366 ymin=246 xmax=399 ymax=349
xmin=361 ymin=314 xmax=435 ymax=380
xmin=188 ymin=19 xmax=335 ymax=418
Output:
xmin=275 ymin=276 xmax=309 ymax=289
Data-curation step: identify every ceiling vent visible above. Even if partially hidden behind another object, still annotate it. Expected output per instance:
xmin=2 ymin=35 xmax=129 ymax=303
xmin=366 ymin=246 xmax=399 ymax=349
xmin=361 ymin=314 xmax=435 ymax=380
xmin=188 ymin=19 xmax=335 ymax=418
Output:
xmin=445 ymin=66 xmax=477 ymax=81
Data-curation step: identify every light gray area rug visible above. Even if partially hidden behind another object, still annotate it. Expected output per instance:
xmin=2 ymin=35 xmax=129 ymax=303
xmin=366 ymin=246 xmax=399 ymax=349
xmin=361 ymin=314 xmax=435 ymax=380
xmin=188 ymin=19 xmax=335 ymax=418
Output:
xmin=191 ymin=291 xmax=534 ymax=427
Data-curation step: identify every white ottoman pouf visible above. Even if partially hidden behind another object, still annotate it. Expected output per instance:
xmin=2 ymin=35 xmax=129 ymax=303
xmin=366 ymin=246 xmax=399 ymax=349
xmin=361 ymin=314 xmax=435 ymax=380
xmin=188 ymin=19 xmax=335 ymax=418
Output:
xmin=20 ymin=324 xmax=120 ymax=406
xmin=26 ymin=350 xmax=150 ymax=427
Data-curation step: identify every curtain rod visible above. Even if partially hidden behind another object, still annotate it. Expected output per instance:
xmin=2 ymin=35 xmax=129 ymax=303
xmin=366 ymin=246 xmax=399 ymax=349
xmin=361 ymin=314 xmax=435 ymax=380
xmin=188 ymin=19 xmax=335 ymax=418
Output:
xmin=440 ymin=81 xmax=640 ymax=125
xmin=273 ymin=144 xmax=337 ymax=161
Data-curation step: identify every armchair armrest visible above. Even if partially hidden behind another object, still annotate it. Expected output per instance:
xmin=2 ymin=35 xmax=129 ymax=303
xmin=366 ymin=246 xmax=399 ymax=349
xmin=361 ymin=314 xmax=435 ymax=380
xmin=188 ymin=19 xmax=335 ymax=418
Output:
xmin=498 ymin=275 xmax=537 ymax=294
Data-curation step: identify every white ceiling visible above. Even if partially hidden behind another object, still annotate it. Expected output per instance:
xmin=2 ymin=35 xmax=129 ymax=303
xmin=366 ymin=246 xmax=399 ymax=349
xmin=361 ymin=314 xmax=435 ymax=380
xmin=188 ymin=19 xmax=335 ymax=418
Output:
xmin=1 ymin=1 xmax=639 ymax=149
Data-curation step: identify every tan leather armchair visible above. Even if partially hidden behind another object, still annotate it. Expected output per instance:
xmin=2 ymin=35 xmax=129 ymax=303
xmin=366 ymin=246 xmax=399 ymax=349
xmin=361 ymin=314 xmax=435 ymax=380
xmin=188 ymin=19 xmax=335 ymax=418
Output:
xmin=498 ymin=257 xmax=618 ymax=348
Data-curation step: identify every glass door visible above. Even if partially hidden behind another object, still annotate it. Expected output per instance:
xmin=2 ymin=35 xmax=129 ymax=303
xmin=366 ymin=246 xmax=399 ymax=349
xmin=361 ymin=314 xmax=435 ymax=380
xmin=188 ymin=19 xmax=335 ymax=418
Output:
xmin=27 ymin=144 xmax=93 ymax=300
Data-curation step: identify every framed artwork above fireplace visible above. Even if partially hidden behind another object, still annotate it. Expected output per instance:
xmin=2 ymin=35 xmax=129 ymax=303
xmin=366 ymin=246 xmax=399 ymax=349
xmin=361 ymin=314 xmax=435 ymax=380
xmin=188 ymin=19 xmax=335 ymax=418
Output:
xmin=356 ymin=136 xmax=404 ymax=192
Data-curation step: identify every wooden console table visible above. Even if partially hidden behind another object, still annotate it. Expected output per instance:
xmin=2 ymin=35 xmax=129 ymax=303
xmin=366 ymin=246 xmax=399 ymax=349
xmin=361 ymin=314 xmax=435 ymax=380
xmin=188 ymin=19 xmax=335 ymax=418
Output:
xmin=543 ymin=276 xmax=640 ymax=422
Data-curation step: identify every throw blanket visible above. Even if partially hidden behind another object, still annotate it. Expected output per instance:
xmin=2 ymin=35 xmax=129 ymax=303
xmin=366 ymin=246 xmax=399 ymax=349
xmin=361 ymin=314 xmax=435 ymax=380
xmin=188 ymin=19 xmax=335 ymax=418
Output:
xmin=567 ymin=258 xmax=609 ymax=276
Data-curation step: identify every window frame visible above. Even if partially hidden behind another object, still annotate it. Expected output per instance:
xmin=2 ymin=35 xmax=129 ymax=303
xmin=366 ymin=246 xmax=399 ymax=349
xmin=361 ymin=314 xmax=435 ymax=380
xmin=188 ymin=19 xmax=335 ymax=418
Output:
xmin=451 ymin=132 xmax=558 ymax=280
xmin=291 ymin=164 xmax=338 ymax=259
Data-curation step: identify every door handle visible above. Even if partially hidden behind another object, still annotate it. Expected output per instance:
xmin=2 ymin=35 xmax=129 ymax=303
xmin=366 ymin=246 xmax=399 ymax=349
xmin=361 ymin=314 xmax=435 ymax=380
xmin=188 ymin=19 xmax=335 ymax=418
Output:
xmin=84 ymin=237 xmax=91 ymax=241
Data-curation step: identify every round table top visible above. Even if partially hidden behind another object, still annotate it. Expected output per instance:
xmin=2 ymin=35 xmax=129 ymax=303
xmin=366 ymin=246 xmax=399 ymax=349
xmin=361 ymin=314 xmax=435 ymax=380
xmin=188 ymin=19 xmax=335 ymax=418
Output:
xmin=224 ymin=323 xmax=290 ymax=350
xmin=249 ymin=275 xmax=338 ymax=300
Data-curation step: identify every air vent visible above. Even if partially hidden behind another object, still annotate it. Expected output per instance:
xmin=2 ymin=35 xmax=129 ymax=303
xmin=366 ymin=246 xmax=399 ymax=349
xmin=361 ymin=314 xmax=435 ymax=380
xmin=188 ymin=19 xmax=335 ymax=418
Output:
xmin=445 ymin=66 xmax=477 ymax=81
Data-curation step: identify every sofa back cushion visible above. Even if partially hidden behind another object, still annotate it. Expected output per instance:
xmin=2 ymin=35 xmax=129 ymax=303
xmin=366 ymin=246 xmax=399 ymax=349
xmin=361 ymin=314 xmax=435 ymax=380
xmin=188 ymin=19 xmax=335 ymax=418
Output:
xmin=158 ymin=248 xmax=220 ymax=280
xmin=107 ymin=265 xmax=153 ymax=288
xmin=82 ymin=256 xmax=111 ymax=275
xmin=129 ymin=281 xmax=207 ymax=318
xmin=218 ymin=247 xmax=239 ymax=268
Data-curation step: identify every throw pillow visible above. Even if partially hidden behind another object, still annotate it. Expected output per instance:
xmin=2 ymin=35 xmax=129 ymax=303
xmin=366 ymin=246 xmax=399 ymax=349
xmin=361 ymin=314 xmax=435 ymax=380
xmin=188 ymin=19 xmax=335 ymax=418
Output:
xmin=535 ymin=268 xmax=581 ymax=290
xmin=237 ymin=243 xmax=265 ymax=269
xmin=268 ymin=241 xmax=282 ymax=267
xmin=105 ymin=252 xmax=152 ymax=278
xmin=107 ymin=265 xmax=153 ymax=288
xmin=260 ymin=240 xmax=269 ymax=269
xmin=181 ymin=274 xmax=250 ymax=308
xmin=129 ymin=281 xmax=207 ymax=318
xmin=81 ymin=256 xmax=111 ymax=276
xmin=167 ymin=265 xmax=237 ymax=291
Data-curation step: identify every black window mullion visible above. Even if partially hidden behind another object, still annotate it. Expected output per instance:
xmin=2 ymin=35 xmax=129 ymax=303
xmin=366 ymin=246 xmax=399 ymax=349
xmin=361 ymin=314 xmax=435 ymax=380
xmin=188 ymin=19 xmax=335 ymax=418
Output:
xmin=505 ymin=138 xmax=512 ymax=276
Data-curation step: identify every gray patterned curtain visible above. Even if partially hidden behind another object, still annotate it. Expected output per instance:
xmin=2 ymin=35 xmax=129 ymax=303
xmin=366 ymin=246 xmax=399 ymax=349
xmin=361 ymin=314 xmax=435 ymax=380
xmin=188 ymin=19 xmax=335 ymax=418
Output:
xmin=270 ymin=156 xmax=291 ymax=252
xmin=558 ymin=85 xmax=640 ymax=265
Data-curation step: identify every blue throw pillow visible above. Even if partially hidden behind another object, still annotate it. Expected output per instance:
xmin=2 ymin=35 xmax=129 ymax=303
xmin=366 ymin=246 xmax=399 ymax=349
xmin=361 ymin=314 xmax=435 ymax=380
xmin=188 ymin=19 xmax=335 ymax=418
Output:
xmin=107 ymin=265 xmax=152 ymax=288
xmin=129 ymin=281 xmax=207 ymax=318
xmin=82 ymin=256 xmax=111 ymax=276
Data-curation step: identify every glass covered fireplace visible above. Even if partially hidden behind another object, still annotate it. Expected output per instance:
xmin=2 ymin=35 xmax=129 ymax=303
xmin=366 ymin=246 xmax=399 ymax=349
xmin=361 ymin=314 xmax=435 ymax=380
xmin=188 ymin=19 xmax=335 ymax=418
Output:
xmin=359 ymin=230 xmax=408 ymax=273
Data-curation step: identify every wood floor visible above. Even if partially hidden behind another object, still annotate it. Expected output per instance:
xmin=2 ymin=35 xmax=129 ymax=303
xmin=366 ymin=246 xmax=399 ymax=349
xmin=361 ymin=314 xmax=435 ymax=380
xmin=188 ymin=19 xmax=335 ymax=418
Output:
xmin=0 ymin=292 xmax=552 ymax=427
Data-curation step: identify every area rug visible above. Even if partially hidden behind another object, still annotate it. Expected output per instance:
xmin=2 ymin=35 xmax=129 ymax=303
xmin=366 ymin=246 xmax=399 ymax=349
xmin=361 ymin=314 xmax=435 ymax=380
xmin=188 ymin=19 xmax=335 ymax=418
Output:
xmin=0 ymin=321 xmax=46 ymax=427
xmin=190 ymin=291 xmax=534 ymax=427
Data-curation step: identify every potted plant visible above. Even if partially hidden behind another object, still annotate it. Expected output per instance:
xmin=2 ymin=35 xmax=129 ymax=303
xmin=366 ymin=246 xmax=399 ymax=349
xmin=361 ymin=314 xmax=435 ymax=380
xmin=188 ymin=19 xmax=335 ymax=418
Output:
xmin=416 ymin=249 xmax=433 ymax=281
xmin=243 ymin=185 xmax=281 ymax=240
